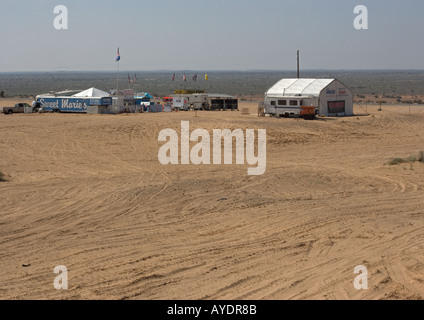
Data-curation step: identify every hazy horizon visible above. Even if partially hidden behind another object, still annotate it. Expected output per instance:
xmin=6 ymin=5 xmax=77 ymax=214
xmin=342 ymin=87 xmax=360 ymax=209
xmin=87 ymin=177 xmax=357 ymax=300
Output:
xmin=2 ymin=69 xmax=424 ymax=98
xmin=2 ymin=69 xmax=424 ymax=74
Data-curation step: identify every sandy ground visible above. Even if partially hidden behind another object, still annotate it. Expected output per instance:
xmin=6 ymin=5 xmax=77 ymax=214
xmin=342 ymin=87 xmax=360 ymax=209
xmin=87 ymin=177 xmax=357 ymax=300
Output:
xmin=1 ymin=99 xmax=424 ymax=300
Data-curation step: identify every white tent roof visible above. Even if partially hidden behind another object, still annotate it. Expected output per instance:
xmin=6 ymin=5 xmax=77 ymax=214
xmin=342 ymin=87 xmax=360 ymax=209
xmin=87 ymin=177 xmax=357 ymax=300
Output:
xmin=266 ymin=79 xmax=335 ymax=97
xmin=72 ymin=87 xmax=110 ymax=98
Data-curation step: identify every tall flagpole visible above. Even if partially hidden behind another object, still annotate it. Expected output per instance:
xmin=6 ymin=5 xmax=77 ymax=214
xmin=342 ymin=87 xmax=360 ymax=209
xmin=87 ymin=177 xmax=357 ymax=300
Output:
xmin=116 ymin=47 xmax=120 ymax=95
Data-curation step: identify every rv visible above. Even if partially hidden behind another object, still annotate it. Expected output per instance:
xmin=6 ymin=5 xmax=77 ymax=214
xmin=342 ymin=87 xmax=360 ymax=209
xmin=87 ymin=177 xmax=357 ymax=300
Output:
xmin=188 ymin=93 xmax=209 ymax=110
xmin=264 ymin=95 xmax=318 ymax=120
xmin=172 ymin=94 xmax=209 ymax=111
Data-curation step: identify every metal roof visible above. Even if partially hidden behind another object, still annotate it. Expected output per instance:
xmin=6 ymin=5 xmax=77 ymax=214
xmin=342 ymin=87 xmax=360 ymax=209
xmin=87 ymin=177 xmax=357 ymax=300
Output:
xmin=266 ymin=79 xmax=335 ymax=97
xmin=207 ymin=94 xmax=235 ymax=99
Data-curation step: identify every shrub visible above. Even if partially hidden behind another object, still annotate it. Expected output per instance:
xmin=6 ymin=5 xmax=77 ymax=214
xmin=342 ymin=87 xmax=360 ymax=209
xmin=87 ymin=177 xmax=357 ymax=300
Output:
xmin=388 ymin=152 xmax=424 ymax=165
xmin=407 ymin=155 xmax=417 ymax=163
xmin=419 ymin=151 xmax=424 ymax=163
xmin=388 ymin=158 xmax=406 ymax=166
xmin=0 ymin=171 xmax=6 ymax=182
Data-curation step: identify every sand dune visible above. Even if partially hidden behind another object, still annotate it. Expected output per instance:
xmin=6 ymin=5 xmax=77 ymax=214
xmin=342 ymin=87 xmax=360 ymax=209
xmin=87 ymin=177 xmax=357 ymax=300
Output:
xmin=1 ymin=102 xmax=424 ymax=300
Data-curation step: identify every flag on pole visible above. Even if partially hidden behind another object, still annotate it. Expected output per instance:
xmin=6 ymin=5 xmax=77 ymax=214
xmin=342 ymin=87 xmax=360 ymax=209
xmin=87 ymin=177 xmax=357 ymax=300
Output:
xmin=116 ymin=48 xmax=121 ymax=61
xmin=205 ymin=74 xmax=209 ymax=81
xmin=128 ymin=74 xmax=137 ymax=84
xmin=183 ymin=74 xmax=187 ymax=82
xmin=172 ymin=73 xmax=175 ymax=81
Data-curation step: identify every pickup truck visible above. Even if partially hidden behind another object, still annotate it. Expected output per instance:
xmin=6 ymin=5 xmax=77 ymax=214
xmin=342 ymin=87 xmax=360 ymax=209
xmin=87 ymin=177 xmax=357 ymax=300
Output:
xmin=2 ymin=103 xmax=32 ymax=114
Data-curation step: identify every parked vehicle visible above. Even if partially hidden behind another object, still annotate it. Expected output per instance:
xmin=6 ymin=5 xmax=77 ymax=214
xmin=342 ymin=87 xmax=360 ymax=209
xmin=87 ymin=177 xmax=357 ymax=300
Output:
xmin=188 ymin=94 xmax=209 ymax=110
xmin=2 ymin=103 xmax=32 ymax=114
xmin=264 ymin=96 xmax=318 ymax=120
xmin=172 ymin=96 xmax=190 ymax=111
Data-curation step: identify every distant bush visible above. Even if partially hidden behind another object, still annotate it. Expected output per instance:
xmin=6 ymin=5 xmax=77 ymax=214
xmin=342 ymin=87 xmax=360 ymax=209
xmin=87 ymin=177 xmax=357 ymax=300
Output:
xmin=0 ymin=171 xmax=6 ymax=182
xmin=388 ymin=158 xmax=407 ymax=166
xmin=407 ymin=155 xmax=417 ymax=163
xmin=388 ymin=152 xmax=424 ymax=165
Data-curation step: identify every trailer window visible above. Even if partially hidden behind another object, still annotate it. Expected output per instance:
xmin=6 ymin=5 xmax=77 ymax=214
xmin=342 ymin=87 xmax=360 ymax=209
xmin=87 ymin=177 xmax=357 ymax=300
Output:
xmin=270 ymin=101 xmax=276 ymax=106
xmin=278 ymin=100 xmax=287 ymax=106
xmin=290 ymin=100 xmax=298 ymax=106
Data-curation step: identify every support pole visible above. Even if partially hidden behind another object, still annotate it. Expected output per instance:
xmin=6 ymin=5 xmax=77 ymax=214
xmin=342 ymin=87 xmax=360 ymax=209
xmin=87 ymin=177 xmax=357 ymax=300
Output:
xmin=117 ymin=60 xmax=119 ymax=95
xmin=297 ymin=50 xmax=300 ymax=79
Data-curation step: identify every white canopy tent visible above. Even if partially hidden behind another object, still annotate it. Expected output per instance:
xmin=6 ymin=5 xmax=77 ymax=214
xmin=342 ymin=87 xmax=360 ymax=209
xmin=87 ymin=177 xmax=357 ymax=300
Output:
xmin=72 ymin=88 xmax=110 ymax=98
xmin=266 ymin=79 xmax=335 ymax=97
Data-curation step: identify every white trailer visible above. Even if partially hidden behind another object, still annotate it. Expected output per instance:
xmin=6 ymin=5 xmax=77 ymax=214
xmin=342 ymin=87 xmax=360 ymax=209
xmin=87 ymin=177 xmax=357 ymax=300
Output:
xmin=172 ymin=95 xmax=190 ymax=111
xmin=172 ymin=94 xmax=209 ymax=111
xmin=188 ymin=93 xmax=209 ymax=110
xmin=264 ymin=95 xmax=318 ymax=119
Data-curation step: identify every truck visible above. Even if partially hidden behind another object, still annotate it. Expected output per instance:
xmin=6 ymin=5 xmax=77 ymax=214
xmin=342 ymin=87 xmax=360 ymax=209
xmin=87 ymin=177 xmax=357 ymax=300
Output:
xmin=263 ymin=95 xmax=318 ymax=120
xmin=2 ymin=103 xmax=33 ymax=114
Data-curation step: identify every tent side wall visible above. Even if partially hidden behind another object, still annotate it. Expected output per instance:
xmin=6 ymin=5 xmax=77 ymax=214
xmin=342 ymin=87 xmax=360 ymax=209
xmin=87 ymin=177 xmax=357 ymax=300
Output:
xmin=319 ymin=80 xmax=353 ymax=116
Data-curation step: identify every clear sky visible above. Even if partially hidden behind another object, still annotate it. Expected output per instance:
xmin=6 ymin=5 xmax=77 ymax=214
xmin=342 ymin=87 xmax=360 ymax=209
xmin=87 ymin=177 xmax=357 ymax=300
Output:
xmin=0 ymin=0 xmax=423 ymax=72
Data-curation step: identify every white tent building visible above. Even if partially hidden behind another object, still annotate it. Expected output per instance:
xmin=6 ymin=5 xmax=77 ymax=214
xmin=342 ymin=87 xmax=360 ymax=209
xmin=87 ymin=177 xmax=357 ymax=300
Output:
xmin=265 ymin=79 xmax=353 ymax=116
xmin=72 ymin=87 xmax=110 ymax=98
xmin=73 ymin=88 xmax=112 ymax=114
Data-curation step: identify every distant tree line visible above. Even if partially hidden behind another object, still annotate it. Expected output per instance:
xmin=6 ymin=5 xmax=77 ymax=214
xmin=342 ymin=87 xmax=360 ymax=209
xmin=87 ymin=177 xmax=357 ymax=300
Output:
xmin=0 ymin=91 xmax=4 ymax=98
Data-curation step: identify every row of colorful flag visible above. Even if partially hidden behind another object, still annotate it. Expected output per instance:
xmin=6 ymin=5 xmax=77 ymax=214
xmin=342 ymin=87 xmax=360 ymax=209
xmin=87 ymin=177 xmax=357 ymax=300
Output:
xmin=172 ymin=73 xmax=209 ymax=82
xmin=128 ymin=74 xmax=137 ymax=84
xmin=127 ymin=73 xmax=209 ymax=84
xmin=117 ymin=48 xmax=209 ymax=83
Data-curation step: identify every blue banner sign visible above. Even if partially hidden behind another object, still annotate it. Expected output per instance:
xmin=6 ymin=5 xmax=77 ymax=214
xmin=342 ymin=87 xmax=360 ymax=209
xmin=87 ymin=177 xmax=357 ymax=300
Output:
xmin=37 ymin=97 xmax=112 ymax=112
